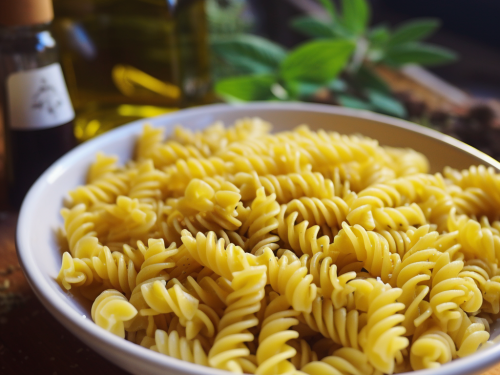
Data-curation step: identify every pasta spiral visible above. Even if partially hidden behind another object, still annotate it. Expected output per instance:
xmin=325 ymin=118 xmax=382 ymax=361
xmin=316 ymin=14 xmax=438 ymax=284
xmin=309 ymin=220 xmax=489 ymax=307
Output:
xmin=301 ymin=297 xmax=364 ymax=349
xmin=151 ymin=329 xmax=209 ymax=366
xmin=358 ymin=281 xmax=408 ymax=374
xmin=255 ymin=294 xmax=300 ymax=375
xmin=209 ymin=265 xmax=267 ymax=373
xmin=91 ymin=289 xmax=138 ymax=338
xmin=301 ymin=347 xmax=376 ymax=375
xmin=141 ymin=281 xmax=218 ymax=340
xmin=234 ymin=171 xmax=336 ymax=203
xmin=239 ymin=187 xmax=280 ymax=254
xmin=410 ymin=328 xmax=456 ymax=370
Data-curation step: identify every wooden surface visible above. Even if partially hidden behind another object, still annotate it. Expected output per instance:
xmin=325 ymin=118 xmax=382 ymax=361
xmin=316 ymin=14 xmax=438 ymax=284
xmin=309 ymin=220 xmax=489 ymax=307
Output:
xmin=1 ymin=211 xmax=500 ymax=375
xmin=0 ymin=212 xmax=128 ymax=375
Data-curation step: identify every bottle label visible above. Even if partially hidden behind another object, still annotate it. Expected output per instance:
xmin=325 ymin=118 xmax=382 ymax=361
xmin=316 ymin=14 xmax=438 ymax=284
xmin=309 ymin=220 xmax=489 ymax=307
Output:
xmin=7 ymin=63 xmax=75 ymax=130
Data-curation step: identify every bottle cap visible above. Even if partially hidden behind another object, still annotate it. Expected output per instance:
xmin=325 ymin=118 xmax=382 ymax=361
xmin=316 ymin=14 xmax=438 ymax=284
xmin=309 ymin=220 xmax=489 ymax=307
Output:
xmin=0 ymin=0 xmax=54 ymax=27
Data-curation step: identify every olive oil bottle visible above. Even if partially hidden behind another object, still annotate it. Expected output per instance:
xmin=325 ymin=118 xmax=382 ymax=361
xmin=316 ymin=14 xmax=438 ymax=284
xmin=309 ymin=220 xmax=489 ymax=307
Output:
xmin=0 ymin=0 xmax=77 ymax=208
xmin=52 ymin=0 xmax=212 ymax=141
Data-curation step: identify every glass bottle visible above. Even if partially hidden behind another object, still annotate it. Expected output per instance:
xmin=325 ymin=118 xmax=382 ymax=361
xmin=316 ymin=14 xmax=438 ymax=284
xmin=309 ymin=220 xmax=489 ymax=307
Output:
xmin=0 ymin=0 xmax=77 ymax=208
xmin=52 ymin=0 xmax=212 ymax=142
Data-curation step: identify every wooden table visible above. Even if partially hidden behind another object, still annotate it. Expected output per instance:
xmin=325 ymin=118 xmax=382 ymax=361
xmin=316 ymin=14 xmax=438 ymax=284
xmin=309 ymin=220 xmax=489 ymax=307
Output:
xmin=0 ymin=212 xmax=127 ymax=375
xmin=1 ymin=211 xmax=500 ymax=375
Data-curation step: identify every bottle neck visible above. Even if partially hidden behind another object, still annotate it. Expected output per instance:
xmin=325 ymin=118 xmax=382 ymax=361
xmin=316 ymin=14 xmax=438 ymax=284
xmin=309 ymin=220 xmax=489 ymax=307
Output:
xmin=0 ymin=23 xmax=58 ymax=75
xmin=0 ymin=23 xmax=55 ymax=55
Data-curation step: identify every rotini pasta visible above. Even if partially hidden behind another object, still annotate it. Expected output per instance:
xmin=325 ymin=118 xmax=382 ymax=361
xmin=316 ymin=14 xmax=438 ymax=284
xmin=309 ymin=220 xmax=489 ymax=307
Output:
xmin=57 ymin=118 xmax=500 ymax=374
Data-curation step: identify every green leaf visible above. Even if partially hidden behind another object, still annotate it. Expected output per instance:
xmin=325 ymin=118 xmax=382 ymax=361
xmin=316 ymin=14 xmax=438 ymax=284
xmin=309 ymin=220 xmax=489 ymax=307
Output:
xmin=280 ymin=40 xmax=355 ymax=84
xmin=388 ymin=18 xmax=440 ymax=46
xmin=215 ymin=74 xmax=276 ymax=102
xmin=355 ymin=65 xmax=390 ymax=93
xmin=368 ymin=25 xmax=390 ymax=46
xmin=341 ymin=0 xmax=370 ymax=35
xmin=384 ymin=42 xmax=458 ymax=67
xmin=338 ymin=94 xmax=373 ymax=110
xmin=211 ymin=35 xmax=287 ymax=74
xmin=317 ymin=0 xmax=337 ymax=21
xmin=290 ymin=16 xmax=336 ymax=38
xmin=366 ymin=89 xmax=407 ymax=117
xmin=328 ymin=78 xmax=347 ymax=92
xmin=291 ymin=81 xmax=325 ymax=98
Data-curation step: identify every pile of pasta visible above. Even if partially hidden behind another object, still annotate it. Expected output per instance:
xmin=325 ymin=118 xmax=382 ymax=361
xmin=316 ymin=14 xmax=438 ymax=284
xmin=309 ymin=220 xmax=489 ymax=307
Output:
xmin=58 ymin=118 xmax=500 ymax=374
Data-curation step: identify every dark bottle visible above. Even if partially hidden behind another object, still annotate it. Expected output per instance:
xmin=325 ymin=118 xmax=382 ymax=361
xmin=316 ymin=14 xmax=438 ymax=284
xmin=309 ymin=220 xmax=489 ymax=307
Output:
xmin=0 ymin=0 xmax=77 ymax=208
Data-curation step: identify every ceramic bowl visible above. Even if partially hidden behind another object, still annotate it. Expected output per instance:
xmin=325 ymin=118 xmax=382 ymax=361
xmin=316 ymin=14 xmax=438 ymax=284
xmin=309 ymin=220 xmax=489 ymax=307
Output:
xmin=16 ymin=102 xmax=500 ymax=375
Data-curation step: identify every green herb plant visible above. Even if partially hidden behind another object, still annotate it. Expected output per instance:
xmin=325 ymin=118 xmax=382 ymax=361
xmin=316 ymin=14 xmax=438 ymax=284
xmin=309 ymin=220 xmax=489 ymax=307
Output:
xmin=213 ymin=0 xmax=457 ymax=118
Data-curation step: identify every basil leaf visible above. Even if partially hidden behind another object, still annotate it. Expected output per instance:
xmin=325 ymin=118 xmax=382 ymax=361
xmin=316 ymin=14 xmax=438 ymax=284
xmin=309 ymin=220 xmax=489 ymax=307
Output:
xmin=367 ymin=89 xmax=407 ymax=118
xmin=338 ymin=94 xmax=373 ymax=110
xmin=291 ymin=81 xmax=325 ymax=98
xmin=328 ymin=78 xmax=347 ymax=92
xmin=385 ymin=42 xmax=458 ymax=67
xmin=290 ymin=16 xmax=336 ymax=38
xmin=215 ymin=74 xmax=276 ymax=102
xmin=281 ymin=40 xmax=355 ymax=84
xmin=211 ymin=35 xmax=287 ymax=74
xmin=355 ymin=65 xmax=390 ymax=94
xmin=369 ymin=25 xmax=390 ymax=46
xmin=388 ymin=19 xmax=440 ymax=46
xmin=341 ymin=0 xmax=370 ymax=35
xmin=317 ymin=0 xmax=337 ymax=21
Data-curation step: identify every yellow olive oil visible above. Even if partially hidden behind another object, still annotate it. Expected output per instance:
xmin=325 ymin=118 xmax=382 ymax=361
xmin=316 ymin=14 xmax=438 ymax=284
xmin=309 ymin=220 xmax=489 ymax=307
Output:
xmin=52 ymin=0 xmax=212 ymax=141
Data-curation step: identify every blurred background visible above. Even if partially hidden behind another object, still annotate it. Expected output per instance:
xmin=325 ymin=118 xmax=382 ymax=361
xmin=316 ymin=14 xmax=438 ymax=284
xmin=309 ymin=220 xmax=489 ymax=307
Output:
xmin=46 ymin=0 xmax=500 ymax=157
xmin=254 ymin=0 xmax=500 ymax=98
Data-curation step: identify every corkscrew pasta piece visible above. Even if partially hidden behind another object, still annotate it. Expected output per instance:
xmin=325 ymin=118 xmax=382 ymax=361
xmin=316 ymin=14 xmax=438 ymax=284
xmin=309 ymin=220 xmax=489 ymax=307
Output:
xmin=141 ymin=281 xmax=218 ymax=340
xmin=61 ymin=204 xmax=100 ymax=255
xmin=321 ymin=159 xmax=396 ymax=193
xmin=87 ymin=152 xmax=120 ymax=183
xmin=410 ymin=327 xmax=456 ymax=370
xmin=164 ymin=157 xmax=231 ymax=192
xmin=168 ymin=274 xmax=232 ymax=317
xmin=151 ymin=329 xmax=209 ymax=366
xmin=255 ymin=294 xmax=300 ymax=375
xmin=301 ymin=297 xmax=364 ymax=350
xmin=58 ymin=252 xmax=96 ymax=290
xmin=331 ymin=222 xmax=400 ymax=283
xmin=358 ymin=280 xmax=409 ymax=374
xmin=136 ymin=239 xmax=178 ymax=285
xmin=301 ymin=347 xmax=377 ymax=375
xmin=128 ymin=160 xmax=167 ymax=204
xmin=284 ymin=196 xmax=350 ymax=230
xmin=459 ymin=259 xmax=500 ymax=314
xmin=429 ymin=252 xmax=483 ymax=331
xmin=181 ymin=230 xmax=255 ymax=281
xmin=239 ymin=187 xmax=280 ymax=254
xmin=383 ymin=146 xmax=429 ymax=177
xmin=135 ymin=124 xmax=164 ymax=161
xmin=444 ymin=165 xmax=500 ymax=208
xmin=69 ymin=171 xmax=131 ymax=208
xmin=266 ymin=251 xmax=317 ymax=313
xmin=449 ymin=309 xmax=490 ymax=358
xmin=91 ymin=289 xmax=138 ymax=338
xmin=234 ymin=171 xmax=336 ymax=203
xmin=277 ymin=209 xmax=332 ymax=257
xmin=58 ymin=118 xmax=500 ymax=374
xmin=209 ymin=266 xmax=267 ymax=373
xmin=448 ymin=208 xmax=500 ymax=264
xmin=91 ymin=246 xmax=137 ymax=296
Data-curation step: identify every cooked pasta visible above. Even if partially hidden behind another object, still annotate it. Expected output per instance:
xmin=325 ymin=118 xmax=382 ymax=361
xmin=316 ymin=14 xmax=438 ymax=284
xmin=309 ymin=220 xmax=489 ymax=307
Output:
xmin=57 ymin=118 xmax=500 ymax=374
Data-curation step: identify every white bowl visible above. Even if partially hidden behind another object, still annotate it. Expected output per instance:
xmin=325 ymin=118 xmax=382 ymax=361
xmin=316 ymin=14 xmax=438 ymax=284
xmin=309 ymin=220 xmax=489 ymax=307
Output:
xmin=17 ymin=102 xmax=500 ymax=375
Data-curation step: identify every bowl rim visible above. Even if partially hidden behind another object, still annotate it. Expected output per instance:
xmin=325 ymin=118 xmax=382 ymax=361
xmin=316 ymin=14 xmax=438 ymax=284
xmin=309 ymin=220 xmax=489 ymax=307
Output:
xmin=16 ymin=102 xmax=500 ymax=375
